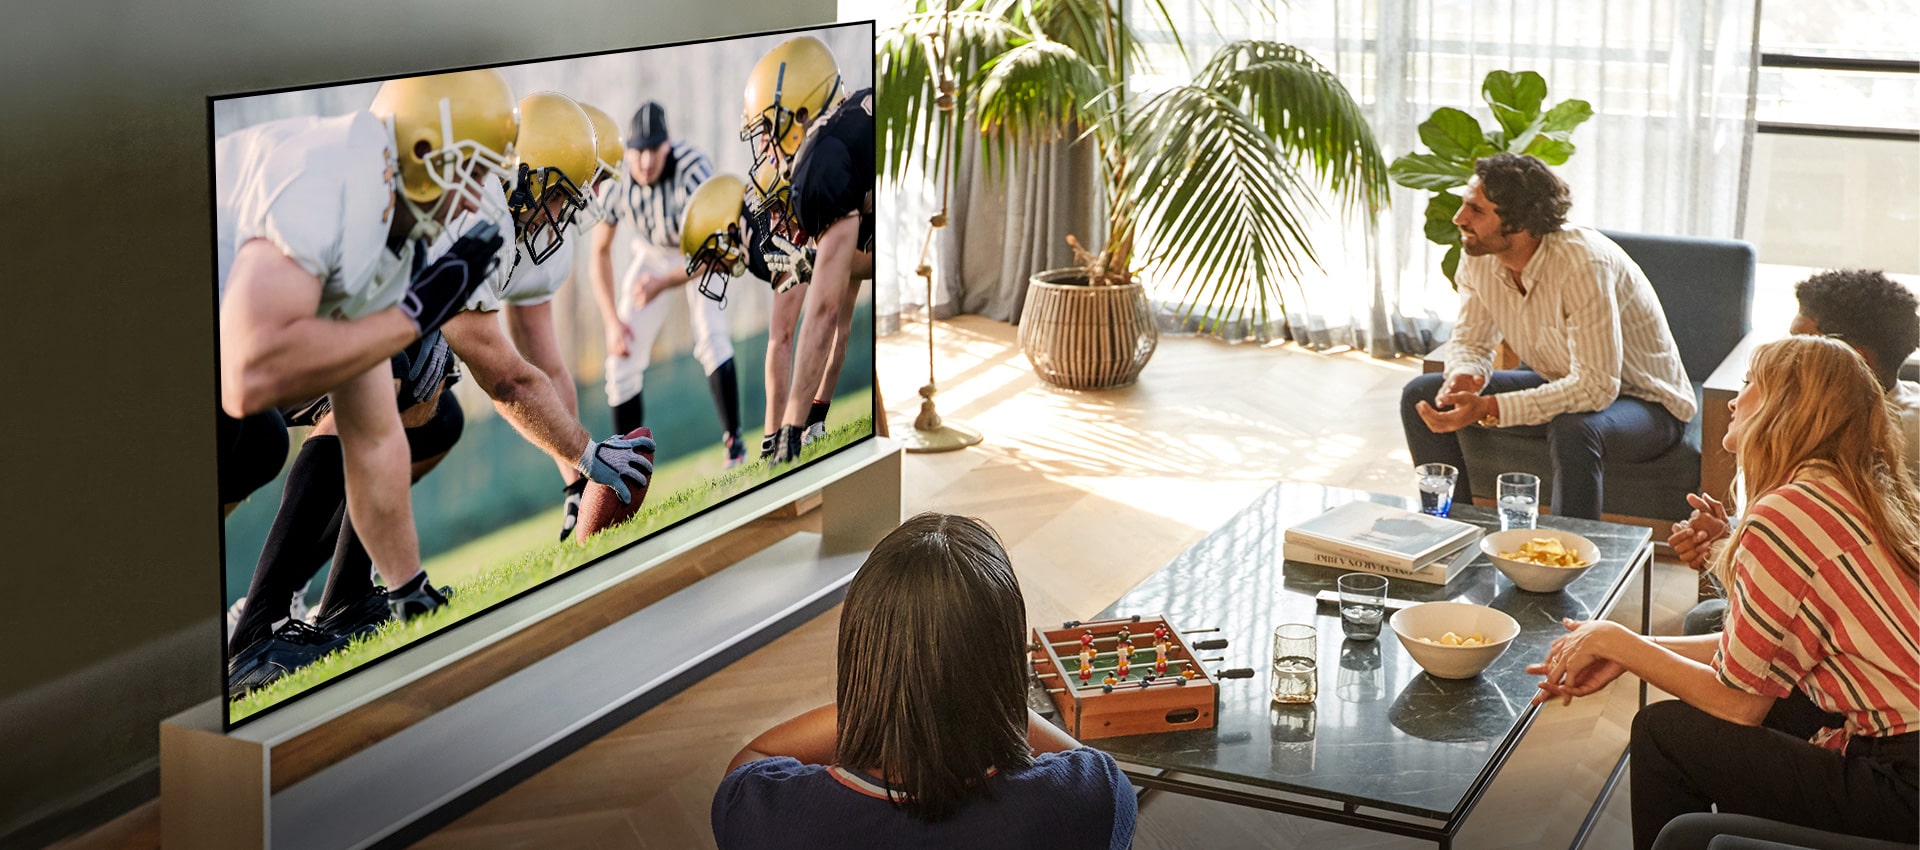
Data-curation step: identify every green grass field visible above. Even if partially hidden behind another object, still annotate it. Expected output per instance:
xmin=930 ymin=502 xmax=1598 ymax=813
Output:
xmin=229 ymin=412 xmax=873 ymax=722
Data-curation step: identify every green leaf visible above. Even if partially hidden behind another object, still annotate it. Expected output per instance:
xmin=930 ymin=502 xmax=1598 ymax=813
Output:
xmin=1441 ymin=243 xmax=1463 ymax=286
xmin=1483 ymin=70 xmax=1547 ymax=138
xmin=1389 ymin=152 xmax=1472 ymax=191
xmin=1484 ymin=128 xmax=1507 ymax=151
xmin=1423 ymin=192 xmax=1463 ymax=246
xmin=1417 ymin=107 xmax=1486 ymax=162
xmin=1522 ymin=135 xmax=1576 ymax=165
xmin=1539 ymin=99 xmax=1594 ymax=136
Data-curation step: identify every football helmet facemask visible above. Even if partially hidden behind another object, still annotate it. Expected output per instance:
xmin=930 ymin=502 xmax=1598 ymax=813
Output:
xmin=680 ymin=174 xmax=749 ymax=304
xmin=506 ymin=91 xmax=597 ymax=264
xmin=575 ymin=101 xmax=624 ymax=226
xmin=372 ymin=69 xmax=519 ymax=242
xmin=740 ymin=36 xmax=842 ymax=216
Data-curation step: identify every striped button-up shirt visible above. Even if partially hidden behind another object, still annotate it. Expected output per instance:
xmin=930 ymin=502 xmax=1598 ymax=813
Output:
xmin=1717 ymin=464 xmax=1919 ymax=749
xmin=1445 ymin=226 xmax=1696 ymax=427
xmin=598 ymin=140 xmax=712 ymax=252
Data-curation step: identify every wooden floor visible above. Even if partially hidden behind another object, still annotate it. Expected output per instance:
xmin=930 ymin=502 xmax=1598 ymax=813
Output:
xmin=58 ymin=315 xmax=1701 ymax=849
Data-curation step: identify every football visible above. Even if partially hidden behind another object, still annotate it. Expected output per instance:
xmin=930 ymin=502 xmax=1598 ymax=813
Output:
xmin=575 ymin=426 xmax=656 ymax=540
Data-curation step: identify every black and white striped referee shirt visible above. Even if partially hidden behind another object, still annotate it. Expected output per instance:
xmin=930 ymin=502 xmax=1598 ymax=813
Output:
xmin=598 ymin=140 xmax=713 ymax=251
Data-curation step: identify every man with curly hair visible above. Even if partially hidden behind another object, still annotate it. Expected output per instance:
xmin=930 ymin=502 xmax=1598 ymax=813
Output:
xmin=1400 ymin=153 xmax=1695 ymax=520
xmin=1791 ymin=269 xmax=1919 ymax=474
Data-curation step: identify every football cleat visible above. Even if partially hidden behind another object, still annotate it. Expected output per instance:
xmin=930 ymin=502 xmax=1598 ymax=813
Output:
xmin=224 ymin=586 xmax=313 ymax=640
xmin=311 ymin=590 xmax=392 ymax=642
xmin=226 ymin=621 xmax=350 ymax=698
xmin=724 ymin=431 xmax=748 ymax=468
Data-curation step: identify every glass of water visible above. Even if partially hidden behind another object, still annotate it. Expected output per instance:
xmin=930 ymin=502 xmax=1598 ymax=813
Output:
xmin=1415 ymin=463 xmax=1458 ymax=517
xmin=1337 ymin=573 xmax=1388 ymax=641
xmin=1497 ymin=472 xmax=1540 ymax=530
xmin=1271 ymin=623 xmax=1318 ymax=704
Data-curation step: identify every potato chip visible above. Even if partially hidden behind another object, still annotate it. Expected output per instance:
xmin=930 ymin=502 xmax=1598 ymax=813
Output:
xmin=1499 ymin=537 xmax=1589 ymax=568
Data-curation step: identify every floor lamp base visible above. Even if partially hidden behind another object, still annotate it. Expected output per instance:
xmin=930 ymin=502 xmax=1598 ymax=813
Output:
xmin=898 ymin=419 xmax=982 ymax=453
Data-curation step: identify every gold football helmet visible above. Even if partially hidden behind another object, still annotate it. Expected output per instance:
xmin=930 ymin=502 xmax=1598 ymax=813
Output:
xmin=575 ymin=101 xmax=624 ymax=226
xmin=681 ymin=174 xmax=749 ymax=303
xmin=740 ymin=36 xmax=842 ymax=214
xmin=371 ymin=69 xmax=519 ymax=236
xmin=506 ymin=91 xmax=597 ymax=264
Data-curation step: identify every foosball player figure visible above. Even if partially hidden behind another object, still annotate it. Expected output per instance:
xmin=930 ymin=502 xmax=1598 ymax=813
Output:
xmin=1116 ymin=625 xmax=1131 ymax=649
xmin=1077 ymin=631 xmax=1097 ymax=683
xmin=1102 ymin=673 xmax=1118 ymax=693
xmin=1116 ymin=649 xmax=1131 ymax=680
xmin=1153 ymin=625 xmax=1172 ymax=675
xmin=1180 ymin=665 xmax=1198 ymax=681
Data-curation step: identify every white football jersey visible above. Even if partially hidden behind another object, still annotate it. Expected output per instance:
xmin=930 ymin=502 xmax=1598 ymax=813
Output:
xmin=215 ymin=111 xmax=410 ymax=321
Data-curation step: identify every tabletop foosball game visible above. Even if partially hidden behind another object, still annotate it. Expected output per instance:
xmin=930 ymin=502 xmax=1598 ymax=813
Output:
xmin=1029 ymin=614 xmax=1252 ymax=740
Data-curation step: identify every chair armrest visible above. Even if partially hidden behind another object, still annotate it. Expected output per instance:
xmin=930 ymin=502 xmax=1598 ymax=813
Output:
xmin=1423 ymin=346 xmax=1447 ymax=374
xmin=1701 ymin=330 xmax=1782 ymax=500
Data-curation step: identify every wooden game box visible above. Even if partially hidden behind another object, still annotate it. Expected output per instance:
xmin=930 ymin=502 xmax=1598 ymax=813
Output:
xmin=1029 ymin=615 xmax=1231 ymax=741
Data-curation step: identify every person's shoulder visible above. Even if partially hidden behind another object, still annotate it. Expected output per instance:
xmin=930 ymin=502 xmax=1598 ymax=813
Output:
xmin=1018 ymin=749 xmax=1136 ymax=849
xmin=1893 ymin=379 xmax=1920 ymax=410
xmin=721 ymin=755 xmax=820 ymax=786
xmin=1745 ymin=467 xmax=1867 ymax=550
xmin=712 ymin=758 xmax=831 ymax=849
xmin=1018 ymin=748 xmax=1128 ymax=796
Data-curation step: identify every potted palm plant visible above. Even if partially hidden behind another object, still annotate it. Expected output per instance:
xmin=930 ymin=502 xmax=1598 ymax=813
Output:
xmin=878 ymin=0 xmax=1388 ymax=389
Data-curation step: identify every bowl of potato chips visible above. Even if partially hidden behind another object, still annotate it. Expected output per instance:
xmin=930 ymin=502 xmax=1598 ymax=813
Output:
xmin=1481 ymin=529 xmax=1601 ymax=593
xmin=1390 ymin=601 xmax=1521 ymax=679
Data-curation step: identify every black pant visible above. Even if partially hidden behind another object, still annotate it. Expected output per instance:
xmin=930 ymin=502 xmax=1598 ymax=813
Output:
xmin=1630 ymin=700 xmax=1920 ymax=850
xmin=217 ymin=408 xmax=288 ymax=505
xmin=1399 ymin=370 xmax=1684 ymax=519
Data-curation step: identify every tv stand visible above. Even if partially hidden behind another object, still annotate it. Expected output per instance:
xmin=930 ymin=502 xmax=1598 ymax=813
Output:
xmin=161 ymin=438 xmax=901 ymax=850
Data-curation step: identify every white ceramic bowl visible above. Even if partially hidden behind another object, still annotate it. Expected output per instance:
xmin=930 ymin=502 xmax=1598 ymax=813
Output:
xmin=1480 ymin=529 xmax=1602 ymax=593
xmin=1390 ymin=601 xmax=1521 ymax=679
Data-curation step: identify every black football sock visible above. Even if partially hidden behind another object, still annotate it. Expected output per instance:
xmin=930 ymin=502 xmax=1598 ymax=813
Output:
xmin=807 ymin=399 xmax=830 ymax=429
xmin=707 ymin=358 xmax=743 ymax=439
xmin=230 ymin=436 xmax=346 ymax=654
xmin=315 ymin=507 xmax=376 ymax=618
xmin=612 ymin=391 xmax=644 ymax=436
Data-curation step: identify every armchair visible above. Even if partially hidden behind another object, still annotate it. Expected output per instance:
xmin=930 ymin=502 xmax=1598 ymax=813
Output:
xmin=1423 ymin=230 xmax=1757 ymax=529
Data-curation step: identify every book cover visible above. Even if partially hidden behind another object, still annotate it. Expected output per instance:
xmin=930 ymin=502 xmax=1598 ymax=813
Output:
xmin=1283 ymin=500 xmax=1481 ymax=571
xmin=1284 ymin=537 xmax=1482 ymax=586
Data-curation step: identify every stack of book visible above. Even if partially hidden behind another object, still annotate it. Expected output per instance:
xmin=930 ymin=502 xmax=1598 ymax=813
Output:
xmin=1284 ymin=500 xmax=1483 ymax=585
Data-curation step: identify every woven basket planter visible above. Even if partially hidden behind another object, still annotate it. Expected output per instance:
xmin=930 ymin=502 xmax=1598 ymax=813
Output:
xmin=1018 ymin=269 xmax=1159 ymax=389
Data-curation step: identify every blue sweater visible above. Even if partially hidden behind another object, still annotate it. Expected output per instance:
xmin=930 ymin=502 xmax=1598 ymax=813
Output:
xmin=711 ymin=748 xmax=1136 ymax=849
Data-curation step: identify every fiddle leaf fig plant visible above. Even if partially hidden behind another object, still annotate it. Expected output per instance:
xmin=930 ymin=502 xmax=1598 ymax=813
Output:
xmin=1388 ymin=70 xmax=1592 ymax=283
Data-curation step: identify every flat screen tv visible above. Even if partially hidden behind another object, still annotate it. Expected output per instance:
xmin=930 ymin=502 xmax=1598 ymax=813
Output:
xmin=210 ymin=22 xmax=877 ymax=728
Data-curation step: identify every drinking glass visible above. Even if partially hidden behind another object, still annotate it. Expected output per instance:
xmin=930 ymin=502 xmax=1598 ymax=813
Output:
xmin=1415 ymin=463 xmax=1458 ymax=517
xmin=1498 ymin=472 xmax=1540 ymax=530
xmin=1337 ymin=573 xmax=1388 ymax=641
xmin=1271 ymin=623 xmax=1318 ymax=704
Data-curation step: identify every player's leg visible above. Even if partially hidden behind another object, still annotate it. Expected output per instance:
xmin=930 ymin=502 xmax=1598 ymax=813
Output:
xmin=805 ymin=247 xmax=872 ymax=444
xmin=685 ymin=283 xmax=744 ymax=465
xmin=609 ymin=256 xmax=673 ymax=433
xmin=778 ymin=216 xmax=862 ymax=459
xmin=329 ymin=361 xmax=440 ymax=616
xmin=226 ymin=430 xmax=346 ymax=654
xmin=763 ymin=282 xmax=806 ymax=459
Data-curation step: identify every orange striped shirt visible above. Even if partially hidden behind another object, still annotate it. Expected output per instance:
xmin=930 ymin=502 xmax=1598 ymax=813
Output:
xmin=1715 ymin=465 xmax=1920 ymax=750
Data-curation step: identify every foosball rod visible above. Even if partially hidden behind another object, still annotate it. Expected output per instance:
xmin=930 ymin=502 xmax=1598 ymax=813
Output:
xmin=1034 ymin=656 xmax=1225 ymax=679
xmin=1040 ymin=635 xmax=1228 ymax=652
xmin=1043 ymin=664 xmax=1254 ymax=694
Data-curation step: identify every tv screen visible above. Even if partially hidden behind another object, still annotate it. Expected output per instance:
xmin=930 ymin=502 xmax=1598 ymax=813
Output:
xmin=212 ymin=22 xmax=876 ymax=727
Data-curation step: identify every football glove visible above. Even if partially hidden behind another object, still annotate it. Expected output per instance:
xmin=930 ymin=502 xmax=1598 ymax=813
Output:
xmin=399 ymin=220 xmax=502 ymax=335
xmin=575 ymin=433 xmax=657 ymax=504
xmin=765 ymin=233 xmax=814 ymax=293
xmin=393 ymin=330 xmax=453 ymax=409
xmin=558 ymin=477 xmax=588 ymax=542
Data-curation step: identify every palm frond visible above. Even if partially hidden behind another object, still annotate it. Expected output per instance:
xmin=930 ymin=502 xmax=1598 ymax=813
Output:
xmin=974 ymin=37 xmax=1107 ymax=176
xmin=876 ymin=9 xmax=1024 ymax=188
xmin=1196 ymin=41 xmax=1389 ymax=214
xmin=1124 ymin=85 xmax=1324 ymax=333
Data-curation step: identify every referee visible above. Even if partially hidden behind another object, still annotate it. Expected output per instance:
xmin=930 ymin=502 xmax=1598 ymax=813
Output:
xmin=590 ymin=101 xmax=747 ymax=465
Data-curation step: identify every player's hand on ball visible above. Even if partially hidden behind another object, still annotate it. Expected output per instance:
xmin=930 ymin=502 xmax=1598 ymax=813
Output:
xmin=576 ymin=434 xmax=657 ymax=504
xmin=401 ymin=220 xmax=503 ymax=335
xmin=766 ymin=234 xmax=813 ymax=292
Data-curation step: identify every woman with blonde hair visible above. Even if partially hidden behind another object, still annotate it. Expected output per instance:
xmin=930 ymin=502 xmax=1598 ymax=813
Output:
xmin=1527 ymin=335 xmax=1918 ymax=850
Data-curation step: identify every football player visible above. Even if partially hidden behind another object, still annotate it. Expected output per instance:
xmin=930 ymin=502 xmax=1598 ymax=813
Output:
xmin=590 ymin=101 xmax=748 ymax=469
xmin=217 ymin=70 xmax=516 ymax=691
xmin=740 ymin=36 xmax=875 ymax=462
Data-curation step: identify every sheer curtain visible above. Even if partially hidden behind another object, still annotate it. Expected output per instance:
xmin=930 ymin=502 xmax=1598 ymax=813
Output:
xmin=1130 ymin=0 xmax=1757 ymax=356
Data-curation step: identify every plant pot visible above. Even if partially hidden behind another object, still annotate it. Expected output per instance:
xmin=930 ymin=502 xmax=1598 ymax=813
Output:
xmin=1018 ymin=269 xmax=1158 ymax=389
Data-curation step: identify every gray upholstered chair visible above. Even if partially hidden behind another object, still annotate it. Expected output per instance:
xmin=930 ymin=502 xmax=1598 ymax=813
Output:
xmin=1653 ymin=812 xmax=1919 ymax=850
xmin=1424 ymin=230 xmax=1756 ymax=526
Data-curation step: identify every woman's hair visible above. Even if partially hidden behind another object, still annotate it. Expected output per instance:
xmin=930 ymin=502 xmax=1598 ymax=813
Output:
xmin=834 ymin=513 xmax=1034 ymax=822
xmin=1712 ymin=335 xmax=1920 ymax=586
xmin=1474 ymin=153 xmax=1571 ymax=238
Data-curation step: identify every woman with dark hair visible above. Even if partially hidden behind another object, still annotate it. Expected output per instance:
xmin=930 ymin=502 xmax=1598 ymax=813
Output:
xmin=1528 ymin=335 xmax=1919 ymax=850
xmin=712 ymin=513 xmax=1136 ymax=848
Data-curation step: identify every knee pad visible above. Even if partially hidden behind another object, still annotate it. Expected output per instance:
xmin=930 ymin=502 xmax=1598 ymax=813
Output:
xmin=405 ymin=394 xmax=465 ymax=463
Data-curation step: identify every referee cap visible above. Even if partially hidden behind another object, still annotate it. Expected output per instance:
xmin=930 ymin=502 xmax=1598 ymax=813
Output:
xmin=627 ymin=101 xmax=668 ymax=150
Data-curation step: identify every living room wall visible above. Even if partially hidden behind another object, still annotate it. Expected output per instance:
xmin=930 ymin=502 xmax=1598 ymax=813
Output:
xmin=0 ymin=0 xmax=836 ymax=845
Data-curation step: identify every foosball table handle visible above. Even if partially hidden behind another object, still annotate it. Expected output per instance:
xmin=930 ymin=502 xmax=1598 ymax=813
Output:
xmin=1192 ymin=638 xmax=1228 ymax=651
xmin=1215 ymin=667 xmax=1256 ymax=680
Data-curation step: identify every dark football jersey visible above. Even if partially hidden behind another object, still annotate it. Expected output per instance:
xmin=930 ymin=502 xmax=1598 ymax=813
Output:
xmin=789 ymin=88 xmax=874 ymax=246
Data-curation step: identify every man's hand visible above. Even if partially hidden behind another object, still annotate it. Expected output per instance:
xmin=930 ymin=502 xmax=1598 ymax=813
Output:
xmin=1439 ymin=372 xmax=1487 ymax=402
xmin=1416 ymin=390 xmax=1491 ymax=434
xmin=765 ymin=233 xmax=813 ymax=293
xmin=605 ymin=321 xmax=634 ymax=358
xmin=631 ymin=272 xmax=670 ymax=308
xmin=400 ymin=221 xmax=502 ymax=336
xmin=1669 ymin=492 xmax=1730 ymax=570
xmin=575 ymin=433 xmax=657 ymax=504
